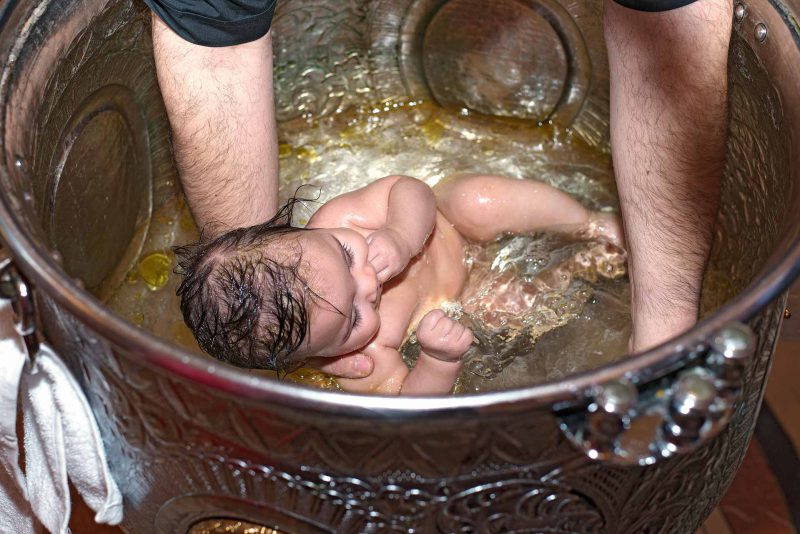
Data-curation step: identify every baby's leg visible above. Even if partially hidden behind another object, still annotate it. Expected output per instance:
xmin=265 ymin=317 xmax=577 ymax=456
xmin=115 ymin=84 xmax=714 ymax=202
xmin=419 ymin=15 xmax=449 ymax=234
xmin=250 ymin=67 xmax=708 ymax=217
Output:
xmin=434 ymin=174 xmax=623 ymax=246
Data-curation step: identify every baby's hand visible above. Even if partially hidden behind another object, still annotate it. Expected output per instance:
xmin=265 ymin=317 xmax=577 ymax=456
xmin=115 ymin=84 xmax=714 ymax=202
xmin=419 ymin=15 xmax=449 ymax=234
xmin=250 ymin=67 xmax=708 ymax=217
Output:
xmin=367 ymin=227 xmax=412 ymax=283
xmin=416 ymin=309 xmax=474 ymax=362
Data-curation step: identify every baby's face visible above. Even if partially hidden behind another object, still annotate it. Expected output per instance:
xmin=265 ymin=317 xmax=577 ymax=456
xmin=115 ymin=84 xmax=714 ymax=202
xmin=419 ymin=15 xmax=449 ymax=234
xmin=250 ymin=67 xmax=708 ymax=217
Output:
xmin=291 ymin=228 xmax=382 ymax=359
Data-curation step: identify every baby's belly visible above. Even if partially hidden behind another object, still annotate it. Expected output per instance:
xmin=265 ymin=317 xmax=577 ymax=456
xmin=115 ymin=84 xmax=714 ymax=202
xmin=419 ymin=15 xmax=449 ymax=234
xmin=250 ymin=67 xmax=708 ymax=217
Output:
xmin=405 ymin=213 xmax=469 ymax=326
xmin=376 ymin=213 xmax=468 ymax=344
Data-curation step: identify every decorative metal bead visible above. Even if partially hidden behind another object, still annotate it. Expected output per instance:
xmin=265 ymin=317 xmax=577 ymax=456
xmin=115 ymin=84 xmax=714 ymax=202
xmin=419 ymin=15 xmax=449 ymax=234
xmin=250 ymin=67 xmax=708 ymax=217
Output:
xmin=755 ymin=23 xmax=768 ymax=42
xmin=734 ymin=3 xmax=746 ymax=21
xmin=657 ymin=372 xmax=718 ymax=456
xmin=584 ymin=380 xmax=637 ymax=457
xmin=708 ymin=323 xmax=754 ymax=397
xmin=711 ymin=323 xmax=754 ymax=362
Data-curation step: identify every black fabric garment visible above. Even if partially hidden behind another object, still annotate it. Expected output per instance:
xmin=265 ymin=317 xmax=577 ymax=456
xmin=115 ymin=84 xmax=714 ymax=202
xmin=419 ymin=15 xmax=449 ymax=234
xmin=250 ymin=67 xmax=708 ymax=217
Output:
xmin=145 ymin=0 xmax=700 ymax=47
xmin=143 ymin=0 xmax=277 ymax=47
xmin=612 ymin=0 xmax=699 ymax=12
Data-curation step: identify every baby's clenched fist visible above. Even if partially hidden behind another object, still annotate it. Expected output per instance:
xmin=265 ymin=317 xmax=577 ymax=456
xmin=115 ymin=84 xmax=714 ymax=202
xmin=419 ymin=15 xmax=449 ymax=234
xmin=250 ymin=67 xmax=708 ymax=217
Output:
xmin=416 ymin=309 xmax=474 ymax=362
xmin=367 ymin=227 xmax=412 ymax=283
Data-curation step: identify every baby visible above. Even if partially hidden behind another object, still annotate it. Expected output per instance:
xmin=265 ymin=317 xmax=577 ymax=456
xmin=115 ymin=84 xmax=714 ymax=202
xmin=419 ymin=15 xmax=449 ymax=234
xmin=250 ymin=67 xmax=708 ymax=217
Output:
xmin=175 ymin=174 xmax=623 ymax=395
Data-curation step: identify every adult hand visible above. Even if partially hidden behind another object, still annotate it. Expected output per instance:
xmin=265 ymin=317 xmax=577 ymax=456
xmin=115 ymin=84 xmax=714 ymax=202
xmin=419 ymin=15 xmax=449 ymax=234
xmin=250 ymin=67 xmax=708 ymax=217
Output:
xmin=306 ymin=353 xmax=375 ymax=379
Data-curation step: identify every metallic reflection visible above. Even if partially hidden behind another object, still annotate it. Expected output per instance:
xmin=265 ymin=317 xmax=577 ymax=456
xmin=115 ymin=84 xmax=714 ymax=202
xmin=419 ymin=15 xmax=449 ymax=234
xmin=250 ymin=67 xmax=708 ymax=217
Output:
xmin=189 ymin=519 xmax=284 ymax=534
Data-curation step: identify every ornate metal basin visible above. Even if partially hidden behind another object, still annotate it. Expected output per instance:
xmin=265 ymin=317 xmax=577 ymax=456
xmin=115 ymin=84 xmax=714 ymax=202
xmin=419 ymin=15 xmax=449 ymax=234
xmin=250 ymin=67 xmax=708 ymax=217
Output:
xmin=0 ymin=0 xmax=798 ymax=532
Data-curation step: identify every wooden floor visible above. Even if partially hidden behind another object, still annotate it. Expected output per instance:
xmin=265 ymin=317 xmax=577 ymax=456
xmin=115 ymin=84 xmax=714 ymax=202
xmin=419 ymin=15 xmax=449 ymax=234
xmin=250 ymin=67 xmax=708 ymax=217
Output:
xmin=70 ymin=284 xmax=800 ymax=534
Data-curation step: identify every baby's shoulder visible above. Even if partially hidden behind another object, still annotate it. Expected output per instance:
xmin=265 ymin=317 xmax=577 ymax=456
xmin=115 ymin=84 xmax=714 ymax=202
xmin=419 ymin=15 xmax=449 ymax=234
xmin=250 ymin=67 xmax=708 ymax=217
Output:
xmin=307 ymin=197 xmax=372 ymax=231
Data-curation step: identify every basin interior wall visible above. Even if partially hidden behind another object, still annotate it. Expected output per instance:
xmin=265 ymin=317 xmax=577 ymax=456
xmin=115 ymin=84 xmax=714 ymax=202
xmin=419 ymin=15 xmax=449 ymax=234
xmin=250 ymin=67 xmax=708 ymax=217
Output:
xmin=0 ymin=0 xmax=798 ymax=532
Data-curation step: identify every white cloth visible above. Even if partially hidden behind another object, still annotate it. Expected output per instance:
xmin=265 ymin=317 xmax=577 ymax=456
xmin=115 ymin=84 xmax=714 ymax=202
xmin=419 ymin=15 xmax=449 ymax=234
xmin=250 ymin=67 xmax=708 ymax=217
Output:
xmin=0 ymin=300 xmax=37 ymax=533
xmin=0 ymin=301 xmax=123 ymax=533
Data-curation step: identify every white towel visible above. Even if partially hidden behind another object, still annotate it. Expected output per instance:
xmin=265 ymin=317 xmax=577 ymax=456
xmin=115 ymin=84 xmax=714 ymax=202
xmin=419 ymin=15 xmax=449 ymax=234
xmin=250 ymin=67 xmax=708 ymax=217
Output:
xmin=0 ymin=300 xmax=37 ymax=533
xmin=0 ymin=301 xmax=123 ymax=533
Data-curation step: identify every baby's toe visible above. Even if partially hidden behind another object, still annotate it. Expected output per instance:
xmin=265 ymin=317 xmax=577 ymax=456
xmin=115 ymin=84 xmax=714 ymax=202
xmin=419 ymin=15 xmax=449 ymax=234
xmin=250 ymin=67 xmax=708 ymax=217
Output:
xmin=587 ymin=212 xmax=625 ymax=249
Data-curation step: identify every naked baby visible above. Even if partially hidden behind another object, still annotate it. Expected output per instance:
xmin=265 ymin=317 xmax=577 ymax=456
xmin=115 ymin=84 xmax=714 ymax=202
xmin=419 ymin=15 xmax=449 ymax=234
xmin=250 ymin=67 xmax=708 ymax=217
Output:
xmin=176 ymin=174 xmax=623 ymax=395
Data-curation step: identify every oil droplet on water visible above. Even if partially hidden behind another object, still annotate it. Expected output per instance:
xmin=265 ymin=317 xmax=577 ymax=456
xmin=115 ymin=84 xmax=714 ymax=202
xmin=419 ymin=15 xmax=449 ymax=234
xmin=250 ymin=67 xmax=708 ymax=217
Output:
xmin=170 ymin=320 xmax=199 ymax=348
xmin=339 ymin=124 xmax=361 ymax=141
xmin=137 ymin=251 xmax=172 ymax=291
xmin=278 ymin=142 xmax=293 ymax=159
xmin=295 ymin=145 xmax=319 ymax=162
xmin=286 ymin=367 xmax=342 ymax=390
xmin=131 ymin=311 xmax=145 ymax=326
xmin=178 ymin=198 xmax=196 ymax=232
xmin=419 ymin=115 xmax=445 ymax=146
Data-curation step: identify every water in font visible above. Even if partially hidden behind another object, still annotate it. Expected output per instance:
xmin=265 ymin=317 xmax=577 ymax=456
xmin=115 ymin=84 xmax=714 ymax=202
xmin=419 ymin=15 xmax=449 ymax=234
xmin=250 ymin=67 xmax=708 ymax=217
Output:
xmin=107 ymin=99 xmax=630 ymax=393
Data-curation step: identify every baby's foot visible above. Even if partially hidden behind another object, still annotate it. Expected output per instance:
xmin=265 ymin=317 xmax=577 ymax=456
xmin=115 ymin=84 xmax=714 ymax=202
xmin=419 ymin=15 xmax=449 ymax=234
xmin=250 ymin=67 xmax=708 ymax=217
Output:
xmin=581 ymin=212 xmax=625 ymax=249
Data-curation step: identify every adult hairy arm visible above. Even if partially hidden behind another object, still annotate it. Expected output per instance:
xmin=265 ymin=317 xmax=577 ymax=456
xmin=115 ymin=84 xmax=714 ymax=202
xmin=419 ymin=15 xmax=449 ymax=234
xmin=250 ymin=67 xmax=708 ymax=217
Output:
xmin=604 ymin=0 xmax=732 ymax=351
xmin=150 ymin=15 xmax=279 ymax=238
xmin=152 ymin=9 xmax=374 ymax=379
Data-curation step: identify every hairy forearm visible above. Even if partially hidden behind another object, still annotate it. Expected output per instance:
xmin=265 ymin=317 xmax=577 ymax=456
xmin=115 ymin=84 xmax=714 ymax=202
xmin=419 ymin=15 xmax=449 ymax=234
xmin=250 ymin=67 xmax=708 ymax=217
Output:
xmin=604 ymin=0 xmax=732 ymax=351
xmin=385 ymin=177 xmax=437 ymax=255
xmin=150 ymin=15 xmax=279 ymax=238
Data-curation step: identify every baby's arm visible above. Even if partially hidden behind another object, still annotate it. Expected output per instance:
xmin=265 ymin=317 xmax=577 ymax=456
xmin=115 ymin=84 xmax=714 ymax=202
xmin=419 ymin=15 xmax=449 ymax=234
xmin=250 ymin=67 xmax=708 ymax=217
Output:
xmin=367 ymin=177 xmax=437 ymax=282
xmin=310 ymin=176 xmax=437 ymax=282
xmin=338 ymin=310 xmax=472 ymax=395
xmin=400 ymin=310 xmax=473 ymax=395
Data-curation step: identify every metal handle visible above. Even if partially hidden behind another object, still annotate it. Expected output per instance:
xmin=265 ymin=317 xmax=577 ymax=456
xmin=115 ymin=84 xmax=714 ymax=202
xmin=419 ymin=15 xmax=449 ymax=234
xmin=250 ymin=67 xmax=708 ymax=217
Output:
xmin=0 ymin=254 xmax=40 ymax=356
xmin=555 ymin=323 xmax=755 ymax=466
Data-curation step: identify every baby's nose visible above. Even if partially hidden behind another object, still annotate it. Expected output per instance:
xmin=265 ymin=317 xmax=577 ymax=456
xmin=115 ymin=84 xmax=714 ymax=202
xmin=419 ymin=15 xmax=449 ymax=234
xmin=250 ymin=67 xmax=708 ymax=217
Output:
xmin=362 ymin=262 xmax=380 ymax=303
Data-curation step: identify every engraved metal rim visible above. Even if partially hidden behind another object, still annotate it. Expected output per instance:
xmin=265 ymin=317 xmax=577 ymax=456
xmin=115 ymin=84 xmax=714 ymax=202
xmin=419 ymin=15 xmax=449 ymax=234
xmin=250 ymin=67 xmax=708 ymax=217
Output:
xmin=0 ymin=1 xmax=798 ymax=416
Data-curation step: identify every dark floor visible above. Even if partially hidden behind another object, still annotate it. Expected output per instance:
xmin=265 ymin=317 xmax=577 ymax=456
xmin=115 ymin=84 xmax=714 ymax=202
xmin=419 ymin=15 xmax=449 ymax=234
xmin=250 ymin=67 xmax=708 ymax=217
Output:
xmin=71 ymin=283 xmax=800 ymax=534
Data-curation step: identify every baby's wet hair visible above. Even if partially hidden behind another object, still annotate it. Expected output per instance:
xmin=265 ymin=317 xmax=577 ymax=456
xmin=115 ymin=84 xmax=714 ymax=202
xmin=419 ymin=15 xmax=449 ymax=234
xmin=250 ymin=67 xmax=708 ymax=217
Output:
xmin=174 ymin=198 xmax=315 ymax=373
